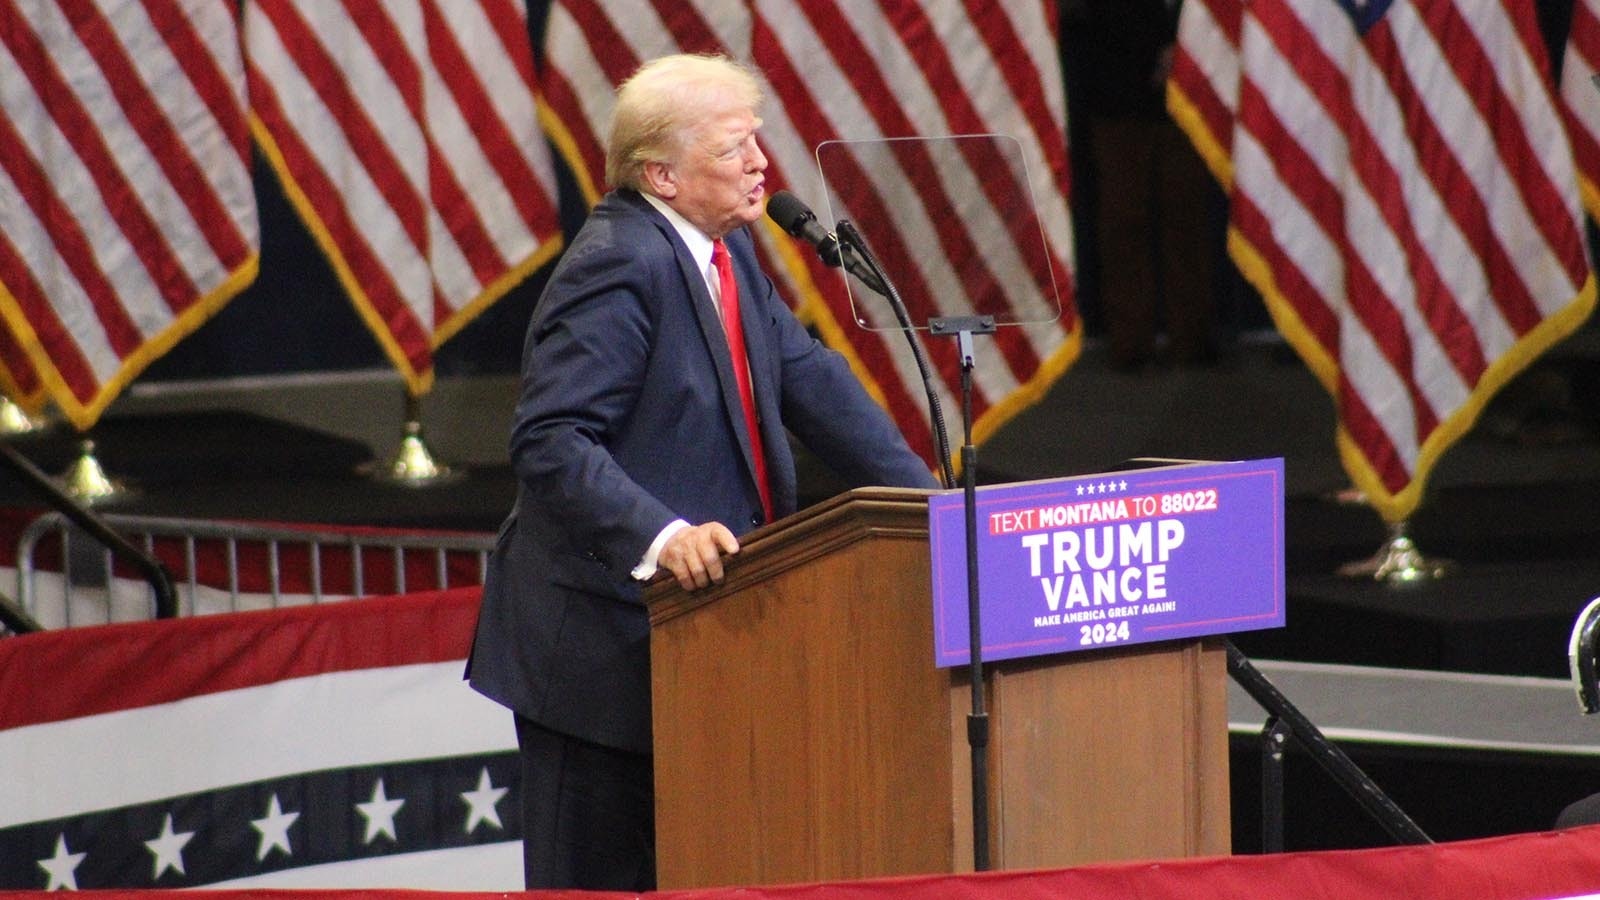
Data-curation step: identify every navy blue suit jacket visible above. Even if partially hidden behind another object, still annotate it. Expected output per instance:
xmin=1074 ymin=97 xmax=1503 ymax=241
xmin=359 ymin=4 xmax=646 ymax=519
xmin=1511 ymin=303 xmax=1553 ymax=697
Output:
xmin=467 ymin=189 xmax=936 ymax=753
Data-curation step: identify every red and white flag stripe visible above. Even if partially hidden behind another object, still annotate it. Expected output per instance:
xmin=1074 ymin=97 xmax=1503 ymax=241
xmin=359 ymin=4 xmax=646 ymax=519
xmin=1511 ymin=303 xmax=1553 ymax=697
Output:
xmin=245 ymin=0 xmax=561 ymax=394
xmin=1175 ymin=0 xmax=1594 ymax=523
xmin=752 ymin=1 xmax=1075 ymax=461
xmin=1561 ymin=0 xmax=1600 ymax=217
xmin=0 ymin=323 xmax=45 ymax=413
xmin=1168 ymin=0 xmax=1243 ymax=187
xmin=0 ymin=0 xmax=258 ymax=429
xmin=542 ymin=0 xmax=1077 ymax=467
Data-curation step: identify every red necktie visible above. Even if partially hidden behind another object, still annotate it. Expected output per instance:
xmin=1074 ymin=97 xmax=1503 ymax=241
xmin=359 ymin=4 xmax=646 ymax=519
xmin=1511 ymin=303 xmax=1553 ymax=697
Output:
xmin=712 ymin=239 xmax=773 ymax=523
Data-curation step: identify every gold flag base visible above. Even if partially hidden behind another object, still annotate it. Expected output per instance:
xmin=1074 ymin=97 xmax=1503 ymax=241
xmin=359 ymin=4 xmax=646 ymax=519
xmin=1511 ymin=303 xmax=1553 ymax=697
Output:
xmin=365 ymin=419 xmax=464 ymax=488
xmin=0 ymin=398 xmax=45 ymax=435
xmin=59 ymin=439 xmax=133 ymax=506
xmin=1336 ymin=520 xmax=1455 ymax=583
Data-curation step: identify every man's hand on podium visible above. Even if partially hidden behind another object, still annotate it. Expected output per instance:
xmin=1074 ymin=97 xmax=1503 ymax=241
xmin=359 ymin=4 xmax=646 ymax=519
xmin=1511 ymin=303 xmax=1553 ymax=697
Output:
xmin=659 ymin=522 xmax=741 ymax=590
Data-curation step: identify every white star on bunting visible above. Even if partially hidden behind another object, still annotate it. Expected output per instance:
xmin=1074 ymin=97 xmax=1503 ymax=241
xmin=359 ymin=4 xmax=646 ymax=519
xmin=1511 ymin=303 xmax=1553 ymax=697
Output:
xmin=461 ymin=767 xmax=508 ymax=834
xmin=144 ymin=813 xmax=195 ymax=879
xmin=356 ymin=779 xmax=406 ymax=844
xmin=250 ymin=793 xmax=299 ymax=861
xmin=37 ymin=833 xmax=86 ymax=891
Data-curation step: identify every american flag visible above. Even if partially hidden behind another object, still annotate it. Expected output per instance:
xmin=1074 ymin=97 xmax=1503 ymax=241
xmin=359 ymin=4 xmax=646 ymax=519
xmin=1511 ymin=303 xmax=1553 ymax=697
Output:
xmin=0 ymin=0 xmax=259 ymax=431
xmin=1171 ymin=0 xmax=1595 ymax=523
xmin=1560 ymin=0 xmax=1600 ymax=217
xmin=244 ymin=0 xmax=563 ymax=396
xmin=542 ymin=0 xmax=1078 ymax=466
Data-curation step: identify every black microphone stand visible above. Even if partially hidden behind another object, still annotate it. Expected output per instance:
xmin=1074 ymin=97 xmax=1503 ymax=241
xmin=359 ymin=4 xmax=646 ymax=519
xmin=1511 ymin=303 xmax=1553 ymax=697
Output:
xmin=929 ymin=312 xmax=995 ymax=873
xmin=835 ymin=220 xmax=993 ymax=871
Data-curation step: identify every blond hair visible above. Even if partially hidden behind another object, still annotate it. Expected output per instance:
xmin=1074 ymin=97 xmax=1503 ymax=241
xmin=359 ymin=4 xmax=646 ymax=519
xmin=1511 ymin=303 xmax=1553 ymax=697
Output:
xmin=605 ymin=54 xmax=763 ymax=190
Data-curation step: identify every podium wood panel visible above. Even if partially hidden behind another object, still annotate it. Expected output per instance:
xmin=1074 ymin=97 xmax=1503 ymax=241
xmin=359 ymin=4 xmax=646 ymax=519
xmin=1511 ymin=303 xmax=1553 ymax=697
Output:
xmin=647 ymin=488 xmax=1229 ymax=889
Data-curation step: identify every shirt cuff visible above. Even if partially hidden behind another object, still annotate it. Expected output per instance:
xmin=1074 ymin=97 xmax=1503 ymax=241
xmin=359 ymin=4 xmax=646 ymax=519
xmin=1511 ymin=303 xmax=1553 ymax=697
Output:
xmin=631 ymin=519 xmax=691 ymax=581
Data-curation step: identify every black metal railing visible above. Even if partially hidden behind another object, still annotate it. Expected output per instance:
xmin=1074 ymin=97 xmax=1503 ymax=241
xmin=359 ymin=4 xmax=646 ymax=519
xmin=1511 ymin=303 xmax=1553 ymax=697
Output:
xmin=0 ymin=589 xmax=42 ymax=634
xmin=1226 ymin=638 xmax=1432 ymax=851
xmin=0 ymin=441 xmax=176 ymax=625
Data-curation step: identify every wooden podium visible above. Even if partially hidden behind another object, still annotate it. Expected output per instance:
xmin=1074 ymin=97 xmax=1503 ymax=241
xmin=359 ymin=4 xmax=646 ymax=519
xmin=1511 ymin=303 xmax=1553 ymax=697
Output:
xmin=645 ymin=487 xmax=1230 ymax=889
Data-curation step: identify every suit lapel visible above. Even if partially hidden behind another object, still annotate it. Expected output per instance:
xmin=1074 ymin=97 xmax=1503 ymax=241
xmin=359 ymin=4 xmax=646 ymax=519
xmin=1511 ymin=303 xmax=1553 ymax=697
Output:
xmin=653 ymin=215 xmax=766 ymax=499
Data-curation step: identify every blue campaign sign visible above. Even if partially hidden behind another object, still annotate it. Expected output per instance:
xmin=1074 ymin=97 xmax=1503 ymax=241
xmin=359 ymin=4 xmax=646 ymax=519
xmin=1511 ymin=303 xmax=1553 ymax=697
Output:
xmin=928 ymin=458 xmax=1285 ymax=668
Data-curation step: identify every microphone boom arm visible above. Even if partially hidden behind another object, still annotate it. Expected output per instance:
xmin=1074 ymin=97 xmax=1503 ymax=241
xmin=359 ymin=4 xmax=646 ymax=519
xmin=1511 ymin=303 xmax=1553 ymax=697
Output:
xmin=834 ymin=220 xmax=956 ymax=490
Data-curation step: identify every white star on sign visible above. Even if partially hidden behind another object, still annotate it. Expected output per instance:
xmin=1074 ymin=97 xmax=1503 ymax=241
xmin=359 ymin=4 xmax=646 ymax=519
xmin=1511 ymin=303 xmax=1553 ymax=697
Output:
xmin=37 ymin=833 xmax=86 ymax=890
xmin=461 ymin=767 xmax=509 ymax=834
xmin=356 ymin=779 xmax=405 ymax=844
xmin=144 ymin=813 xmax=194 ymax=879
xmin=250 ymin=793 xmax=299 ymax=861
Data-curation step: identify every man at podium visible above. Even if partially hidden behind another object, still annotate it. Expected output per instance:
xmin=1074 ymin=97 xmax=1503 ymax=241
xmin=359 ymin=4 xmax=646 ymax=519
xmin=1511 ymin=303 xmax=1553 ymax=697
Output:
xmin=465 ymin=53 xmax=936 ymax=892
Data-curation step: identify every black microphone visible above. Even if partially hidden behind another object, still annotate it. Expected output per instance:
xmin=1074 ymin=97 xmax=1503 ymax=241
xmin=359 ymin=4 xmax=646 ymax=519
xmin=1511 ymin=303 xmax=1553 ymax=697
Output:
xmin=766 ymin=190 xmax=840 ymax=264
xmin=766 ymin=190 xmax=889 ymax=296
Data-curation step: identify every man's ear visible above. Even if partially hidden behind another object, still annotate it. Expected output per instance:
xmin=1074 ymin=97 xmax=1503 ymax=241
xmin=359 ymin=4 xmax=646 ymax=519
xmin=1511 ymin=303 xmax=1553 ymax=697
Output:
xmin=642 ymin=160 xmax=677 ymax=199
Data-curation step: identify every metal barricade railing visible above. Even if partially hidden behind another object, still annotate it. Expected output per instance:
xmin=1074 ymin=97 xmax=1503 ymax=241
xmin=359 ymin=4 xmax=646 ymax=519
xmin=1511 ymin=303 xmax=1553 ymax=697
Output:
xmin=15 ymin=512 xmax=495 ymax=628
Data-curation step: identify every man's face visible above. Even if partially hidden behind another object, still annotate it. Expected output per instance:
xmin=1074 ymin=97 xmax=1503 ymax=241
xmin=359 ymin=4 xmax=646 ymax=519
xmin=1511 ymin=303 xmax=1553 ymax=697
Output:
xmin=660 ymin=102 xmax=767 ymax=238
